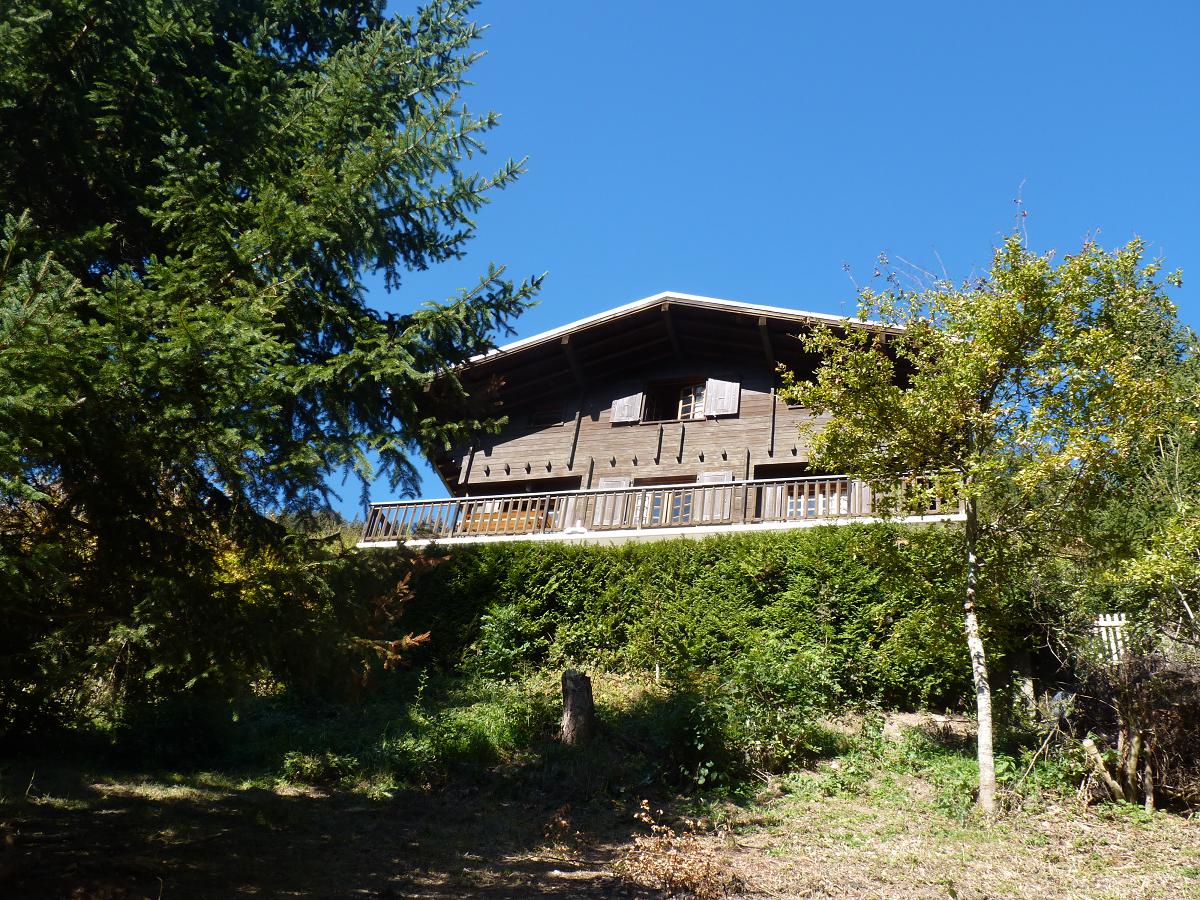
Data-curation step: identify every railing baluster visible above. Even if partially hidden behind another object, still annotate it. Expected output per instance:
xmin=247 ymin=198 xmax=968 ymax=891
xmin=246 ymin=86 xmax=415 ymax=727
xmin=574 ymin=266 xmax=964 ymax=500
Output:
xmin=360 ymin=473 xmax=963 ymax=544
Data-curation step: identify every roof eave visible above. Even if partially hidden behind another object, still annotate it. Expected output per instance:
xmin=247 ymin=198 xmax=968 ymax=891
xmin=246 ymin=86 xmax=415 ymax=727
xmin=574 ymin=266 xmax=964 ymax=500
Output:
xmin=466 ymin=290 xmax=898 ymax=366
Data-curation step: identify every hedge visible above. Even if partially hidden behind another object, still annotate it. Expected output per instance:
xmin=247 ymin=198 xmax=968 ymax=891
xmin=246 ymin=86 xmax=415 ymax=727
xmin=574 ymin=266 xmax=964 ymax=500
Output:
xmin=404 ymin=523 xmax=1024 ymax=710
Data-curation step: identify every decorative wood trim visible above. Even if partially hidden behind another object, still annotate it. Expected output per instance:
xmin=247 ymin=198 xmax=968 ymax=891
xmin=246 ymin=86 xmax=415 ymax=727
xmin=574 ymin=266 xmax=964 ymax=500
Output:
xmin=567 ymin=405 xmax=583 ymax=469
xmin=768 ymin=389 xmax=777 ymax=457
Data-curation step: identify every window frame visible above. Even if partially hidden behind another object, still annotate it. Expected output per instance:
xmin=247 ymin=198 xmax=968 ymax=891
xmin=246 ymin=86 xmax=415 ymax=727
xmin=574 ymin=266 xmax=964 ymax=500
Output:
xmin=641 ymin=378 xmax=708 ymax=424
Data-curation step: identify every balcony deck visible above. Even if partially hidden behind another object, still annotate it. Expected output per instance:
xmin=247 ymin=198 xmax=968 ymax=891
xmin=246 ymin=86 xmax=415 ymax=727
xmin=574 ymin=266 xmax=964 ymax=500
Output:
xmin=359 ymin=475 xmax=965 ymax=547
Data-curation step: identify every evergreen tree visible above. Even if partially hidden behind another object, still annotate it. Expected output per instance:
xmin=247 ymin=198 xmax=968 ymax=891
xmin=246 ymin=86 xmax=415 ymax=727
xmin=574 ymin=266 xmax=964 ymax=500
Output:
xmin=0 ymin=0 xmax=539 ymax=729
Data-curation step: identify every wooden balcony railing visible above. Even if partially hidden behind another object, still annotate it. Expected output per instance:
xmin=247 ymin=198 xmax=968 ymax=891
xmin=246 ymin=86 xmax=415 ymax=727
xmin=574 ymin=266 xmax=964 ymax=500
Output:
xmin=360 ymin=475 xmax=964 ymax=544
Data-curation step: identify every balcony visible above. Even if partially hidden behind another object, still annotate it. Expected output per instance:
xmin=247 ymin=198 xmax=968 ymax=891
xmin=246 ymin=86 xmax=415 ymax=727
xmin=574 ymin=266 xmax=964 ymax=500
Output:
xmin=359 ymin=475 xmax=965 ymax=547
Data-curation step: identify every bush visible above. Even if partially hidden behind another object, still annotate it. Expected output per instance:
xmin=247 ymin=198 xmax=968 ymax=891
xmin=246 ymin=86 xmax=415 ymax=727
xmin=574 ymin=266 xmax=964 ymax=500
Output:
xmin=281 ymin=750 xmax=360 ymax=786
xmin=1074 ymin=651 xmax=1200 ymax=809
xmin=407 ymin=524 xmax=1001 ymax=710
xmin=720 ymin=635 xmax=840 ymax=771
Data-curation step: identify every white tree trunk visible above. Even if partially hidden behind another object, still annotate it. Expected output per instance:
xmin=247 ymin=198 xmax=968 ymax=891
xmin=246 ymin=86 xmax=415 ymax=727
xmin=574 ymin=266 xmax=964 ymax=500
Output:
xmin=964 ymin=499 xmax=997 ymax=814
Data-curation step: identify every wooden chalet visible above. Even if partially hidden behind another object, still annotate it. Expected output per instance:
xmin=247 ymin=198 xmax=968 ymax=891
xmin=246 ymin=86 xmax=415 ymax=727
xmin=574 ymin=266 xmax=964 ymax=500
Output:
xmin=360 ymin=292 xmax=963 ymax=546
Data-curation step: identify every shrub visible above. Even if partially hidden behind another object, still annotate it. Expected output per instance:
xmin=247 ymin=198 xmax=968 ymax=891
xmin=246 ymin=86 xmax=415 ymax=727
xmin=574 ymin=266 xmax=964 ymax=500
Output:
xmin=407 ymin=524 xmax=997 ymax=710
xmin=1074 ymin=651 xmax=1200 ymax=809
xmin=280 ymin=750 xmax=360 ymax=786
xmin=720 ymin=635 xmax=840 ymax=771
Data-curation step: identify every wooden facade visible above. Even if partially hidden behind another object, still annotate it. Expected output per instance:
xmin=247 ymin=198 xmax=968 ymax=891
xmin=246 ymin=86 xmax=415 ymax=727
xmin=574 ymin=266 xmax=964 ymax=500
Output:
xmin=431 ymin=293 xmax=884 ymax=497
xmin=360 ymin=293 xmax=959 ymax=546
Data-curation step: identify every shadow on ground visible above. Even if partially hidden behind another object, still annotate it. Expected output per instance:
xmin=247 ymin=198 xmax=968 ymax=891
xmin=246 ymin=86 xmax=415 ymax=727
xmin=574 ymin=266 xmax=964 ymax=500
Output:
xmin=1 ymin=755 xmax=657 ymax=899
xmin=0 ymin=677 xmax=716 ymax=898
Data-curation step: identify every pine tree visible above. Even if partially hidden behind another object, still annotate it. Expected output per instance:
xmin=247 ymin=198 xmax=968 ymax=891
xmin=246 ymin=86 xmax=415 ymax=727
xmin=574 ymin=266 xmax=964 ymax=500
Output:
xmin=0 ymin=1 xmax=540 ymax=727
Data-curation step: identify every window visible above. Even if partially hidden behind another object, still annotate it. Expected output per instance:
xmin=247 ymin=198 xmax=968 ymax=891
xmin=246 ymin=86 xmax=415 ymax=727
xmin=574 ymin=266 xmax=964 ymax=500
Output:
xmin=642 ymin=381 xmax=706 ymax=423
xmin=677 ymin=383 xmax=705 ymax=419
xmin=609 ymin=377 xmax=739 ymax=425
xmin=633 ymin=475 xmax=696 ymax=524
xmin=527 ymin=403 xmax=565 ymax=428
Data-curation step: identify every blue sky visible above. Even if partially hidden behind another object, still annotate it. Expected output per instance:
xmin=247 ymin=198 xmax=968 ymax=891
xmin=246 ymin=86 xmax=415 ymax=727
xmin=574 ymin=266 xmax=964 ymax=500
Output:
xmin=340 ymin=1 xmax=1199 ymax=517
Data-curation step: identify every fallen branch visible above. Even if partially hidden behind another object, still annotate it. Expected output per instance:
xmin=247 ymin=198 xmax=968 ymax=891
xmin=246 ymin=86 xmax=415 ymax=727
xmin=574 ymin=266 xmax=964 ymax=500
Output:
xmin=1081 ymin=737 xmax=1125 ymax=802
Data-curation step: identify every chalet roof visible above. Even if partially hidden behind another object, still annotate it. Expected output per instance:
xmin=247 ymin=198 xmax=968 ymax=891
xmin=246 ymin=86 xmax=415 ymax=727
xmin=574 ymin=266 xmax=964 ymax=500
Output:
xmin=454 ymin=290 xmax=895 ymax=416
xmin=472 ymin=290 xmax=890 ymax=364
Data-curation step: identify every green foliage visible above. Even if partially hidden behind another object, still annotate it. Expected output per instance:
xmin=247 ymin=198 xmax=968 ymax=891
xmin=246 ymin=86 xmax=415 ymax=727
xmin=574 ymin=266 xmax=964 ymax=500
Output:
xmin=778 ymin=232 xmax=1192 ymax=811
xmin=1094 ymin=422 xmax=1200 ymax=645
xmin=675 ymin=636 xmax=843 ymax=781
xmin=406 ymin=525 xmax=1018 ymax=710
xmin=0 ymin=1 xmax=540 ymax=732
xmin=222 ymin=673 xmax=562 ymax=791
xmin=281 ymin=750 xmax=362 ymax=786
xmin=151 ymin=672 xmax=711 ymax=797
xmin=782 ymin=236 xmax=1188 ymax=527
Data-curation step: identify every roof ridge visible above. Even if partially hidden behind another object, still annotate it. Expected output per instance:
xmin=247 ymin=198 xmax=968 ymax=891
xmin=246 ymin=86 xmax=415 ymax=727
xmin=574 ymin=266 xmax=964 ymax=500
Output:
xmin=470 ymin=290 xmax=885 ymax=363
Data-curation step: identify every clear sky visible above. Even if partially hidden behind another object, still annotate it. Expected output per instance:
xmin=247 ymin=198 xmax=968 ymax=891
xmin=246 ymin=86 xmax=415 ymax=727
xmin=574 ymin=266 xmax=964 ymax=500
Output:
xmin=339 ymin=0 xmax=1200 ymax=518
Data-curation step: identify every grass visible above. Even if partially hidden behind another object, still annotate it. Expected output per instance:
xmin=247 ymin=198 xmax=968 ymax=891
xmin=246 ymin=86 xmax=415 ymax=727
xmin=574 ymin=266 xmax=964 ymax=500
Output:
xmin=666 ymin=719 xmax=1200 ymax=899
xmin=713 ymin=779 xmax=1200 ymax=899
xmin=3 ymin=674 xmax=1199 ymax=899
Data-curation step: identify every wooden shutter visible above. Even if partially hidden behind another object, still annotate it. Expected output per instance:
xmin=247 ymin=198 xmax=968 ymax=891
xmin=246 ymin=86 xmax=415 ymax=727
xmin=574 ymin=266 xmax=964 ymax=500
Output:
xmin=592 ymin=476 xmax=632 ymax=527
xmin=704 ymin=378 xmax=740 ymax=417
xmin=610 ymin=391 xmax=644 ymax=424
xmin=761 ymin=483 xmax=782 ymax=520
xmin=696 ymin=470 xmax=733 ymax=522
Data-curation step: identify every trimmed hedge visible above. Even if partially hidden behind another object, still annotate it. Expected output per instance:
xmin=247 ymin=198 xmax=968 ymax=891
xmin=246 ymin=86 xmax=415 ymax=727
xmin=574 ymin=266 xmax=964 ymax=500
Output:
xmin=405 ymin=523 xmax=1017 ymax=710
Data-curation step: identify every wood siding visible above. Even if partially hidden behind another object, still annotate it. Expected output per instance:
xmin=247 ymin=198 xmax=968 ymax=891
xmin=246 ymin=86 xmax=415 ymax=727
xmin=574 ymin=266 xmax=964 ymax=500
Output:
xmin=441 ymin=358 xmax=831 ymax=495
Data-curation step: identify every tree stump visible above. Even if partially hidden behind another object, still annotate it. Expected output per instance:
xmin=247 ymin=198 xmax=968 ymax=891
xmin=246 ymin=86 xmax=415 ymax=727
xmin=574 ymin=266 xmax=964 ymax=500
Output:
xmin=560 ymin=669 xmax=596 ymax=746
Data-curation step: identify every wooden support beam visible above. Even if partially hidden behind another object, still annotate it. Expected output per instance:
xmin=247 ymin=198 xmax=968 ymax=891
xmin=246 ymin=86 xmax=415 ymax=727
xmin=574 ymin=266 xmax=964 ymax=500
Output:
xmin=768 ymin=389 xmax=777 ymax=457
xmin=501 ymin=339 xmax=672 ymax=400
xmin=758 ymin=316 xmax=775 ymax=368
xmin=572 ymin=320 xmax=664 ymax=358
xmin=673 ymin=332 xmax=759 ymax=353
xmin=567 ymin=404 xmax=583 ymax=470
xmin=561 ymin=335 xmax=586 ymax=387
xmin=661 ymin=302 xmax=684 ymax=360
xmin=459 ymin=443 xmax=476 ymax=485
xmin=577 ymin=334 xmax=673 ymax=371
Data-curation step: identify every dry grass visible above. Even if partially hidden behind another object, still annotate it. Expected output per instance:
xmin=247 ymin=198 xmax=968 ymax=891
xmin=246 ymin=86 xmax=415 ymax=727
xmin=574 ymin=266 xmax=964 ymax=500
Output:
xmin=614 ymin=800 xmax=742 ymax=899
xmin=1 ymin=763 xmax=649 ymax=899
xmin=703 ymin=775 xmax=1200 ymax=899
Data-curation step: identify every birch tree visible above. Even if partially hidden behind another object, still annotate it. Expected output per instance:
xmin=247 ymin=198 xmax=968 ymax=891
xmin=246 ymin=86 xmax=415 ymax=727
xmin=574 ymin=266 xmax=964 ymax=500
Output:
xmin=780 ymin=235 xmax=1187 ymax=813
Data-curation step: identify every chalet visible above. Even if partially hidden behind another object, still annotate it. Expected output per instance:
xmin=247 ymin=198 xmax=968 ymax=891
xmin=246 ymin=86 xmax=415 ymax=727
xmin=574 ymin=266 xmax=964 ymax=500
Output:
xmin=359 ymin=291 xmax=963 ymax=546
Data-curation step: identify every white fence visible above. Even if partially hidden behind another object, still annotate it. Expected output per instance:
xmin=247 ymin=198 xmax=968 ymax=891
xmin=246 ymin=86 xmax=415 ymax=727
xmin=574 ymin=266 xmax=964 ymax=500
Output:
xmin=1093 ymin=613 xmax=1128 ymax=664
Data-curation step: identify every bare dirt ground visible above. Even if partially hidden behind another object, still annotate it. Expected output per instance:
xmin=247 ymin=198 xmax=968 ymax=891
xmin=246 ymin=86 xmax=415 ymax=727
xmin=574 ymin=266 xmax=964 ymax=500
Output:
xmin=3 ymin=747 xmax=1199 ymax=899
